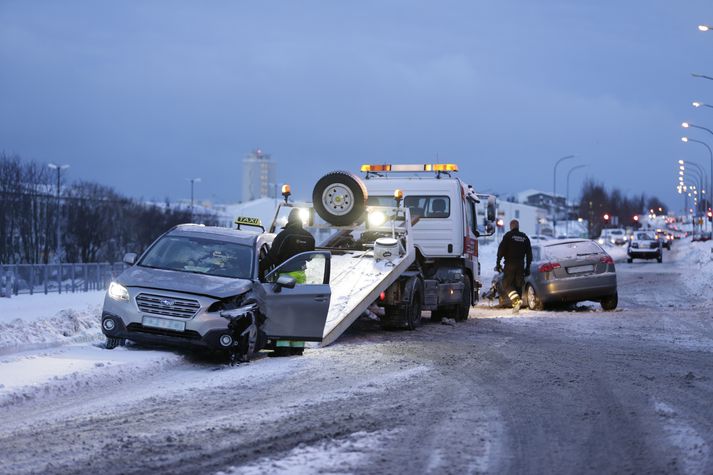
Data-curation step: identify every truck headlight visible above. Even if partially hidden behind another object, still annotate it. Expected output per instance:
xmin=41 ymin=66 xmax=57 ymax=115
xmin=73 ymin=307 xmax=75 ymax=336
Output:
xmin=108 ymin=282 xmax=129 ymax=301
xmin=368 ymin=211 xmax=387 ymax=227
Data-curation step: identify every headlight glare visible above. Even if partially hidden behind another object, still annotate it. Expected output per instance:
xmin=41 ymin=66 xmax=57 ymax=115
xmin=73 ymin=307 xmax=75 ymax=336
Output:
xmin=368 ymin=211 xmax=387 ymax=227
xmin=108 ymin=282 xmax=129 ymax=301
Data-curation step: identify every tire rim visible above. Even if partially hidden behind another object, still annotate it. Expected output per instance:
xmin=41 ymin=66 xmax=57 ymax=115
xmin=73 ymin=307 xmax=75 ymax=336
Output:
xmin=527 ymin=286 xmax=536 ymax=310
xmin=321 ymin=184 xmax=354 ymax=216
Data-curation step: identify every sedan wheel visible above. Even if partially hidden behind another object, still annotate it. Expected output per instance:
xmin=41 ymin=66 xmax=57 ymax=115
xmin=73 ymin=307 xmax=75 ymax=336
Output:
xmin=526 ymin=284 xmax=543 ymax=311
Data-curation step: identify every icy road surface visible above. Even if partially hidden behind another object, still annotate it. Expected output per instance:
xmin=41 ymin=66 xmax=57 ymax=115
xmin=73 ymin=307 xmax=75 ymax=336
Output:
xmin=0 ymin=241 xmax=712 ymax=474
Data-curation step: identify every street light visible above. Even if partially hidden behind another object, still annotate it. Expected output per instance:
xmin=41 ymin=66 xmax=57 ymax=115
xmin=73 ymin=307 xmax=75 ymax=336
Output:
xmin=692 ymin=101 xmax=713 ymax=110
xmin=553 ymin=154 xmax=576 ymax=231
xmin=47 ymin=163 xmax=70 ymax=263
xmin=692 ymin=73 xmax=713 ymax=81
xmin=187 ymin=177 xmax=201 ymax=222
xmin=699 ymin=25 xmax=711 ymax=32
xmin=565 ymin=164 xmax=587 ymax=237
xmin=681 ymin=136 xmax=713 ymax=221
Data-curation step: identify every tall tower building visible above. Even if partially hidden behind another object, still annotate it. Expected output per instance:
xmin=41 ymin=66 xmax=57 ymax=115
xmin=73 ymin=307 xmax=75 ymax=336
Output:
xmin=241 ymin=148 xmax=276 ymax=202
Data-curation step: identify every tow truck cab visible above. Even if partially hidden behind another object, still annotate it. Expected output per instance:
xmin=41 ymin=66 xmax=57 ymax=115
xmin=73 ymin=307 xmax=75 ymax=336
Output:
xmin=360 ymin=164 xmax=495 ymax=321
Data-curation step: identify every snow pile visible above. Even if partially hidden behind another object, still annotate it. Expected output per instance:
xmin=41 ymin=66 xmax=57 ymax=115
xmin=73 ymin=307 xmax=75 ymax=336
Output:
xmin=219 ymin=430 xmax=398 ymax=475
xmin=0 ymin=291 xmax=105 ymax=354
xmin=675 ymin=239 xmax=713 ymax=296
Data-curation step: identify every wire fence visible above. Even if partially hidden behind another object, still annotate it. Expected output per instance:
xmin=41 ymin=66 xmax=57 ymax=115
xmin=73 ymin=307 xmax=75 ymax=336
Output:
xmin=0 ymin=263 xmax=127 ymax=298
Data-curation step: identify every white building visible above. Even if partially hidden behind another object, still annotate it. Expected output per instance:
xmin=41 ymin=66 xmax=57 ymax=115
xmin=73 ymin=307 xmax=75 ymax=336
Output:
xmin=496 ymin=200 xmax=549 ymax=237
xmin=241 ymin=148 xmax=276 ymax=202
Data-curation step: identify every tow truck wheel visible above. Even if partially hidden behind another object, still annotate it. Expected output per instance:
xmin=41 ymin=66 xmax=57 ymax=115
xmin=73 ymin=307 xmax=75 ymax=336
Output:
xmin=406 ymin=292 xmax=422 ymax=330
xmin=312 ymin=171 xmax=368 ymax=226
xmin=430 ymin=310 xmax=444 ymax=322
xmin=455 ymin=276 xmax=472 ymax=321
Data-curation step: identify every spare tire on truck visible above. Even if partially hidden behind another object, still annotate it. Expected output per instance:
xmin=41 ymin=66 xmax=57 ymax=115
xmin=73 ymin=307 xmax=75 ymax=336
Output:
xmin=312 ymin=171 xmax=368 ymax=226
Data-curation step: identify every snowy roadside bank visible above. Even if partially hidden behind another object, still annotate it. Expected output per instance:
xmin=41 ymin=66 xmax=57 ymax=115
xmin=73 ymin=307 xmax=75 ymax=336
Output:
xmin=0 ymin=291 xmax=105 ymax=355
xmin=674 ymin=239 xmax=713 ymax=296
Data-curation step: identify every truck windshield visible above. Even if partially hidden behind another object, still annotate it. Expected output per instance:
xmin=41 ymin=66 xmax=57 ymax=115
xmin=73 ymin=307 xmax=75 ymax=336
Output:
xmin=139 ymin=235 xmax=253 ymax=279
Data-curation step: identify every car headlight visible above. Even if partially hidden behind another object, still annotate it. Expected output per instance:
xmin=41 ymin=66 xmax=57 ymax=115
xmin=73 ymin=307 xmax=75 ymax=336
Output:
xmin=368 ymin=210 xmax=387 ymax=227
xmin=108 ymin=282 xmax=129 ymax=301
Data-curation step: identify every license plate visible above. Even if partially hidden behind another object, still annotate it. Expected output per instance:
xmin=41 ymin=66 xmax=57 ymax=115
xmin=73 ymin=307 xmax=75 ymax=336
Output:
xmin=142 ymin=316 xmax=186 ymax=332
xmin=568 ymin=264 xmax=594 ymax=274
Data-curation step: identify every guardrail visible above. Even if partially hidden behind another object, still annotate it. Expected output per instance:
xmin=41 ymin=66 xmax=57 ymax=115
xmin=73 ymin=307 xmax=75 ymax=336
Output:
xmin=0 ymin=263 xmax=127 ymax=297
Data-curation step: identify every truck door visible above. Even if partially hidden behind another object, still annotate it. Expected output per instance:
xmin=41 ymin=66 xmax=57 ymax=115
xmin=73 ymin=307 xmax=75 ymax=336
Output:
xmin=258 ymin=251 xmax=331 ymax=341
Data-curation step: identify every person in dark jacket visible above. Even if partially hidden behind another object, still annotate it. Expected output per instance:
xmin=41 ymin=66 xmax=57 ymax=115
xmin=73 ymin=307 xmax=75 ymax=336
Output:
xmin=260 ymin=208 xmax=315 ymax=356
xmin=260 ymin=208 xmax=315 ymax=279
xmin=496 ymin=219 xmax=532 ymax=313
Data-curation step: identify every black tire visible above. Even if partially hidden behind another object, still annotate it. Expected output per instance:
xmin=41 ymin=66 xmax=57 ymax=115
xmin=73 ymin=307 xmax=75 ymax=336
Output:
xmin=430 ymin=309 xmax=444 ymax=322
xmin=105 ymin=337 xmax=124 ymax=350
xmin=312 ymin=171 xmax=368 ymax=226
xmin=526 ymin=284 xmax=544 ymax=311
xmin=406 ymin=292 xmax=422 ymax=330
xmin=601 ymin=292 xmax=618 ymax=311
xmin=455 ymin=276 xmax=472 ymax=321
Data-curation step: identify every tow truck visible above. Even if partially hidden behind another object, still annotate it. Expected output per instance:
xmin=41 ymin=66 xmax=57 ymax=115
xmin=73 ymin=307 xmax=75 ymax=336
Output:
xmin=101 ymin=163 xmax=495 ymax=356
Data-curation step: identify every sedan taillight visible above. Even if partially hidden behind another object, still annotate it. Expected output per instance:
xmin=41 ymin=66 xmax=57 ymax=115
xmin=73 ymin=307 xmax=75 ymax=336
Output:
xmin=600 ymin=255 xmax=614 ymax=265
xmin=538 ymin=262 xmax=561 ymax=272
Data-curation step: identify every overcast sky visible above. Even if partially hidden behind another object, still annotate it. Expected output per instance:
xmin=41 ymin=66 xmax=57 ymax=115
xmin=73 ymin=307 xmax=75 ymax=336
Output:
xmin=1 ymin=1 xmax=712 ymax=209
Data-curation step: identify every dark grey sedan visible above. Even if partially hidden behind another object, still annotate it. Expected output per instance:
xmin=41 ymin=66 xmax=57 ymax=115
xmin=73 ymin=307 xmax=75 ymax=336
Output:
xmin=524 ymin=239 xmax=618 ymax=311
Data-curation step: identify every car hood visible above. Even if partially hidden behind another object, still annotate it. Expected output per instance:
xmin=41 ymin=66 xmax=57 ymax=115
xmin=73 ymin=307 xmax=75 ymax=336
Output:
xmin=117 ymin=266 xmax=253 ymax=299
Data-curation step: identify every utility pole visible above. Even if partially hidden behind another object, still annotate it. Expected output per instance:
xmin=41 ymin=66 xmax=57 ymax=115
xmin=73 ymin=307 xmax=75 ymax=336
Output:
xmin=48 ymin=163 xmax=69 ymax=263
xmin=552 ymin=154 xmax=576 ymax=234
xmin=188 ymin=177 xmax=201 ymax=222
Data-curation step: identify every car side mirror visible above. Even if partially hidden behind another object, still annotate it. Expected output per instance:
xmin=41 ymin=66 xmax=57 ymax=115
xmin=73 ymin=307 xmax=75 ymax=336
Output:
xmin=273 ymin=275 xmax=297 ymax=293
xmin=123 ymin=253 xmax=137 ymax=265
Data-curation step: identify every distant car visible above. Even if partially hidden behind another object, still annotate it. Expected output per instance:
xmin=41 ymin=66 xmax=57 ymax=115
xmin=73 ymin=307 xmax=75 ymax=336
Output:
xmin=530 ymin=235 xmax=552 ymax=242
xmin=522 ymin=239 xmax=618 ymax=311
xmin=655 ymin=229 xmax=673 ymax=250
xmin=627 ymin=231 xmax=662 ymax=263
xmin=598 ymin=228 xmax=628 ymax=246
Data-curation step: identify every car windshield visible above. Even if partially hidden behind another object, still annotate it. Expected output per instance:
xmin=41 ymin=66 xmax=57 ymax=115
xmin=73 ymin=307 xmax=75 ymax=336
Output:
xmin=139 ymin=235 xmax=253 ymax=279
xmin=635 ymin=232 xmax=654 ymax=240
xmin=544 ymin=241 xmax=602 ymax=260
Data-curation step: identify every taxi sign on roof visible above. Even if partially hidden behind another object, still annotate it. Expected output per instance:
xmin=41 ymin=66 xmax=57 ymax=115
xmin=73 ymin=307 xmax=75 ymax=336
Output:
xmin=234 ymin=216 xmax=264 ymax=231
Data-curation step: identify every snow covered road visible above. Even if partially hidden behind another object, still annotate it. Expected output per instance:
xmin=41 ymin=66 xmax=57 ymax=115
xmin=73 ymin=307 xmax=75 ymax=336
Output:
xmin=0 ymin=239 xmax=712 ymax=474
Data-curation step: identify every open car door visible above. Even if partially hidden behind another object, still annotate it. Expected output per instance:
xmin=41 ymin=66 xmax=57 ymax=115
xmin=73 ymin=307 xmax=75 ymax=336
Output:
xmin=258 ymin=251 xmax=331 ymax=342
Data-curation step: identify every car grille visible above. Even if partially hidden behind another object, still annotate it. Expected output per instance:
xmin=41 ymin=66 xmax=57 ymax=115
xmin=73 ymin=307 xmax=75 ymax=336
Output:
xmin=650 ymin=242 xmax=659 ymax=249
xmin=136 ymin=293 xmax=201 ymax=318
xmin=127 ymin=323 xmax=202 ymax=340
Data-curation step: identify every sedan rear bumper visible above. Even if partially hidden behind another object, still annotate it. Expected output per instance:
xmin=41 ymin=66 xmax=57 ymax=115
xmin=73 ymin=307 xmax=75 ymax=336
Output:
xmin=537 ymin=273 xmax=617 ymax=304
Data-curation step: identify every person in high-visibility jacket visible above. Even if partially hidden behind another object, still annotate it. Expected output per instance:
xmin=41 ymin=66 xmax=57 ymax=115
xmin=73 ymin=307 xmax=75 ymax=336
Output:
xmin=261 ymin=208 xmax=315 ymax=355
xmin=496 ymin=219 xmax=532 ymax=314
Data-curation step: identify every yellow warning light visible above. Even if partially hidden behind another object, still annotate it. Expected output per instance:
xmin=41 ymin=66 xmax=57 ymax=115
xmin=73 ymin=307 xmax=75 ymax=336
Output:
xmin=361 ymin=164 xmax=392 ymax=172
xmin=432 ymin=163 xmax=459 ymax=172
xmin=281 ymin=184 xmax=291 ymax=195
xmin=394 ymin=189 xmax=404 ymax=200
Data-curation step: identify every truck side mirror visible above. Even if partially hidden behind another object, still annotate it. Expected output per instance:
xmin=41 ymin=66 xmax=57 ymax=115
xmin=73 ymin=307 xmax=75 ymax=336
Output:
xmin=486 ymin=196 xmax=497 ymax=222
xmin=273 ymin=275 xmax=297 ymax=293
xmin=123 ymin=253 xmax=137 ymax=265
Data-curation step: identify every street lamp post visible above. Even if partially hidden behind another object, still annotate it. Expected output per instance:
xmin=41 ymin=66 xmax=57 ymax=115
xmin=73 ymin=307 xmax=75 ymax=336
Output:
xmin=692 ymin=73 xmax=713 ymax=82
xmin=692 ymin=101 xmax=713 ymax=110
xmin=553 ymin=154 xmax=576 ymax=233
xmin=681 ymin=136 xmax=713 ymax=225
xmin=699 ymin=24 xmax=712 ymax=32
xmin=47 ymin=163 xmax=69 ymax=264
xmin=565 ymin=164 xmax=587 ymax=237
xmin=187 ymin=177 xmax=201 ymax=222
